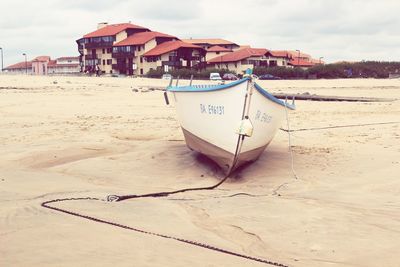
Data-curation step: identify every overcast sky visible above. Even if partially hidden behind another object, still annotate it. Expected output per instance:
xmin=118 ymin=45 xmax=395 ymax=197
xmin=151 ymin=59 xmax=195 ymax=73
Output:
xmin=1 ymin=0 xmax=399 ymax=66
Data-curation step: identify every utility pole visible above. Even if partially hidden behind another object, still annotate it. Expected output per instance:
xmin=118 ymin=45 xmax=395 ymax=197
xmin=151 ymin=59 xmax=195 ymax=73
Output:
xmin=22 ymin=53 xmax=27 ymax=74
xmin=0 ymin=47 xmax=3 ymax=72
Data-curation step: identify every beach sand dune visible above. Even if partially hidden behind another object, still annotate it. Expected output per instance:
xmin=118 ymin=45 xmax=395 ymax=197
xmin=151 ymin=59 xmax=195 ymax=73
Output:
xmin=1 ymin=75 xmax=399 ymax=267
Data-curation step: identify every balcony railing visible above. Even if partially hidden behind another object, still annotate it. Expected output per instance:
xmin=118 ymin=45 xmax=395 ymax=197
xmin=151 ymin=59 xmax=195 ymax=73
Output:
xmin=112 ymin=51 xmax=135 ymax=58
xmin=84 ymin=54 xmax=100 ymax=60
xmin=85 ymin=41 xmax=114 ymax=49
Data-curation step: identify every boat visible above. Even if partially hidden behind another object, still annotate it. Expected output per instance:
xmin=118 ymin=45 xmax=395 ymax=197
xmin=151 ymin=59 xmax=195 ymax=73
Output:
xmin=165 ymin=70 xmax=295 ymax=174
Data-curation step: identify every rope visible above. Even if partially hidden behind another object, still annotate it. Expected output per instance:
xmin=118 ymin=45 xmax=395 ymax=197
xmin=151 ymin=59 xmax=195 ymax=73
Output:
xmin=39 ymin=79 xmax=290 ymax=266
xmin=41 ymin=197 xmax=288 ymax=266
xmin=284 ymin=99 xmax=298 ymax=180
xmin=280 ymin=121 xmax=400 ymax=132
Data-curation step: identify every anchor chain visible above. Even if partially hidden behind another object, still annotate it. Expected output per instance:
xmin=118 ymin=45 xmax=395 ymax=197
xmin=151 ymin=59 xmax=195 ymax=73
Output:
xmin=41 ymin=197 xmax=289 ymax=267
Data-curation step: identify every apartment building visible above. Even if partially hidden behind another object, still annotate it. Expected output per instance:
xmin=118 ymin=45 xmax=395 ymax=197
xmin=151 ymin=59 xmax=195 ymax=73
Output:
xmin=76 ymin=22 xmax=150 ymax=74
xmin=112 ymin=31 xmax=178 ymax=75
xmin=76 ymin=22 xmax=322 ymax=75
xmin=182 ymin=38 xmax=240 ymax=51
xmin=142 ymin=40 xmax=206 ymax=73
xmin=78 ymin=23 xmax=207 ymax=76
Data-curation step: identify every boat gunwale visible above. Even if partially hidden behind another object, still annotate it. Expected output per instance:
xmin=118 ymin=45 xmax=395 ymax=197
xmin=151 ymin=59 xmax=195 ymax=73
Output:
xmin=167 ymin=77 xmax=296 ymax=110
xmin=253 ymin=82 xmax=296 ymax=110
xmin=166 ymin=77 xmax=249 ymax=92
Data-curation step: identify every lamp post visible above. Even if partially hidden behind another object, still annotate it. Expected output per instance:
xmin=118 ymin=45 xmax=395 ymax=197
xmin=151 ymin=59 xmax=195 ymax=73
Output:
xmin=22 ymin=53 xmax=27 ymax=74
xmin=0 ymin=47 xmax=3 ymax=72
xmin=295 ymin=49 xmax=300 ymax=66
xmin=319 ymin=56 xmax=324 ymax=64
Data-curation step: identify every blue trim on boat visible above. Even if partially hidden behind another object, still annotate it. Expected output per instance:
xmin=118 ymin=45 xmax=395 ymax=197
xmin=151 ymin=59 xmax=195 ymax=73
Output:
xmin=253 ymin=83 xmax=296 ymax=110
xmin=166 ymin=77 xmax=249 ymax=92
xmin=166 ymin=77 xmax=295 ymax=110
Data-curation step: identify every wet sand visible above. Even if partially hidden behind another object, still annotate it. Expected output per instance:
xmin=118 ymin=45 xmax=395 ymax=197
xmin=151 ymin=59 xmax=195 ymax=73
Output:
xmin=0 ymin=74 xmax=399 ymax=267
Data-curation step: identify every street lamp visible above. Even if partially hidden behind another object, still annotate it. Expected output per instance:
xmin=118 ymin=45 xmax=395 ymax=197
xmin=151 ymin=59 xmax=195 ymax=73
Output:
xmin=22 ymin=53 xmax=27 ymax=74
xmin=0 ymin=47 xmax=3 ymax=72
xmin=295 ymin=49 xmax=300 ymax=66
xmin=319 ymin=56 xmax=324 ymax=64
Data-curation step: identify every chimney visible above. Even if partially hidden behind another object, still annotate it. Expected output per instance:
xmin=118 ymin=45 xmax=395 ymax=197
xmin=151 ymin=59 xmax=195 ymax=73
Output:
xmin=97 ymin=22 xmax=108 ymax=29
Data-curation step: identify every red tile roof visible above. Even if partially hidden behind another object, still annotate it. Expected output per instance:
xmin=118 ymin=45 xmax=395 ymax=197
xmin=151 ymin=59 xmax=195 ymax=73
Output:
xmin=84 ymin=23 xmax=149 ymax=38
xmin=208 ymin=48 xmax=268 ymax=63
xmin=206 ymin=45 xmax=232 ymax=52
xmin=32 ymin=56 xmax=51 ymax=62
xmin=57 ymin=56 xmax=79 ymax=61
xmin=47 ymin=60 xmax=58 ymax=67
xmin=143 ymin=41 xmax=203 ymax=57
xmin=5 ymin=61 xmax=32 ymax=70
xmin=113 ymin=31 xmax=177 ymax=46
xmin=182 ymin=38 xmax=237 ymax=46
xmin=289 ymin=58 xmax=315 ymax=67
xmin=287 ymin=50 xmax=311 ymax=59
xmin=269 ymin=50 xmax=292 ymax=58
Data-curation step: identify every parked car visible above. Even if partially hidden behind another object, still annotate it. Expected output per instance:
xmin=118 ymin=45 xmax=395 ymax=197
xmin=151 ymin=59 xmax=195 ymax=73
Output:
xmin=258 ymin=74 xmax=281 ymax=80
xmin=161 ymin=74 xmax=172 ymax=80
xmin=209 ymin=72 xmax=222 ymax=80
xmin=222 ymin=73 xmax=238 ymax=80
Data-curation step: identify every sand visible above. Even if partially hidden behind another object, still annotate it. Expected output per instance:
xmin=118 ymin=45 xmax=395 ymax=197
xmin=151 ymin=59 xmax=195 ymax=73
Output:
xmin=0 ymin=74 xmax=399 ymax=267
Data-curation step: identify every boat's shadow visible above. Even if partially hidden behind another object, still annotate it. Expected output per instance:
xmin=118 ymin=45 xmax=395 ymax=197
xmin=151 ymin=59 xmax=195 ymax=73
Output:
xmin=192 ymin=147 xmax=292 ymax=180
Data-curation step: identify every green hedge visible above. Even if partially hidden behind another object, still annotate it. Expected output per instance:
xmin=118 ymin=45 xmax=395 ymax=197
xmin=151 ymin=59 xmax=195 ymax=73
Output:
xmin=254 ymin=61 xmax=400 ymax=79
xmin=146 ymin=61 xmax=400 ymax=79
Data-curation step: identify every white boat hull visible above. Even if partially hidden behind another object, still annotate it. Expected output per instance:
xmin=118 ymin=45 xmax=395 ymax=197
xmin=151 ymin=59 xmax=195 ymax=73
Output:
xmin=168 ymin=78 xmax=294 ymax=173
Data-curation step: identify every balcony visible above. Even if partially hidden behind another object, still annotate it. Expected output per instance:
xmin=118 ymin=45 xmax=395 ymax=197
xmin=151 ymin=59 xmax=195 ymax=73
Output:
xmin=112 ymin=51 xmax=135 ymax=58
xmin=162 ymin=61 xmax=182 ymax=67
xmin=85 ymin=54 xmax=100 ymax=60
xmin=85 ymin=41 xmax=114 ymax=49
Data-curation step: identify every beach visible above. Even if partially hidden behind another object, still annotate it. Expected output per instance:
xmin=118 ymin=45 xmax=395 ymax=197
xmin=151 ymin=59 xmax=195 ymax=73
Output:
xmin=1 ymin=74 xmax=399 ymax=267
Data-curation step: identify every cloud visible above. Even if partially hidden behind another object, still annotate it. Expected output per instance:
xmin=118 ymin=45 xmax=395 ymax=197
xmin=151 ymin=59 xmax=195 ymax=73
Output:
xmin=1 ymin=0 xmax=400 ymax=66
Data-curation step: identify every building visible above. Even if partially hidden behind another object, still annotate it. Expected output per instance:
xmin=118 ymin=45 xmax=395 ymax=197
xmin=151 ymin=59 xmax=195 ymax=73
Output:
xmin=77 ymin=23 xmax=207 ymax=76
xmin=76 ymin=22 xmax=150 ymax=74
xmin=142 ymin=40 xmax=206 ymax=72
xmin=112 ymin=31 xmax=178 ymax=75
xmin=4 ymin=56 xmax=80 ymax=75
xmin=207 ymin=48 xmax=293 ymax=74
xmin=4 ymin=61 xmax=32 ymax=74
xmin=208 ymin=48 xmax=268 ymax=73
xmin=48 ymin=57 xmax=80 ymax=74
xmin=182 ymin=38 xmax=240 ymax=51
xmin=267 ymin=51 xmax=293 ymax=67
xmin=31 ymin=56 xmax=51 ymax=75
xmin=76 ymin=22 xmax=322 ymax=75
xmin=205 ymin=45 xmax=233 ymax=61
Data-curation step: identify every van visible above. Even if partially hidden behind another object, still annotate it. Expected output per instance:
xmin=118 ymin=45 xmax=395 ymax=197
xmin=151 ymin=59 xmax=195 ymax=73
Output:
xmin=209 ymin=73 xmax=222 ymax=80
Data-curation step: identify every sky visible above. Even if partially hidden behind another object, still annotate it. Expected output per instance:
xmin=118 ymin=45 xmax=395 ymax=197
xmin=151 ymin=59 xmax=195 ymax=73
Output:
xmin=1 ymin=0 xmax=399 ymax=67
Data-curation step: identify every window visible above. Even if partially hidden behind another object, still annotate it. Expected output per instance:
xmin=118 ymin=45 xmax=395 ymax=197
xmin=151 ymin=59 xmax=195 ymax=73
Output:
xmin=216 ymin=52 xmax=220 ymax=55
xmin=140 ymin=68 xmax=143 ymax=75
xmin=107 ymin=48 xmax=112 ymax=53
xmin=138 ymin=46 xmax=141 ymax=52
xmin=102 ymin=49 xmax=105 ymax=54
xmin=107 ymin=59 xmax=112 ymax=65
xmin=103 ymin=59 xmax=106 ymax=65
xmin=140 ymin=57 xmax=143 ymax=63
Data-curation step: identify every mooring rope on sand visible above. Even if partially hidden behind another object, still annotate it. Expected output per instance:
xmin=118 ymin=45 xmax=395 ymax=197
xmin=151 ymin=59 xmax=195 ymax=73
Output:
xmin=280 ymin=121 xmax=400 ymax=132
xmin=40 ymin=82 xmax=291 ymax=266
xmin=40 ymin=132 xmax=289 ymax=267
xmin=41 ymin=196 xmax=288 ymax=266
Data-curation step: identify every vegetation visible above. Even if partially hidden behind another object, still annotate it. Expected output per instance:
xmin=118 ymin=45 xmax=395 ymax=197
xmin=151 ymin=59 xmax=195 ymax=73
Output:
xmin=146 ymin=61 xmax=400 ymax=80
xmin=254 ymin=61 xmax=400 ymax=79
